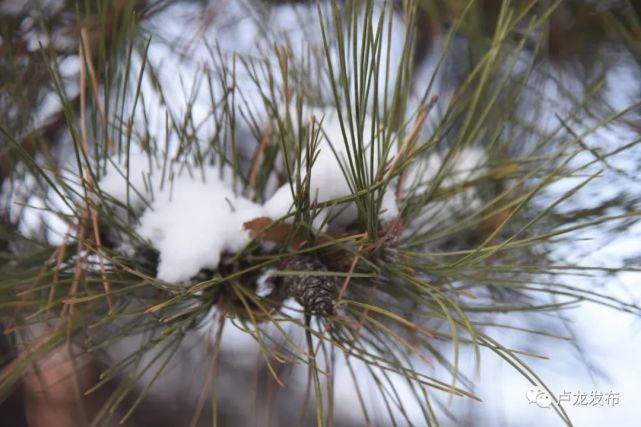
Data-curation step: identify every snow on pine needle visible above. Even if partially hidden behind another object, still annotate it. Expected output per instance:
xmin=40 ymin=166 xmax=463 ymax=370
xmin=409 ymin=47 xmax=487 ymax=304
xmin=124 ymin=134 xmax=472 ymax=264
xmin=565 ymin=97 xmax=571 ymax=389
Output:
xmin=98 ymin=153 xmax=265 ymax=283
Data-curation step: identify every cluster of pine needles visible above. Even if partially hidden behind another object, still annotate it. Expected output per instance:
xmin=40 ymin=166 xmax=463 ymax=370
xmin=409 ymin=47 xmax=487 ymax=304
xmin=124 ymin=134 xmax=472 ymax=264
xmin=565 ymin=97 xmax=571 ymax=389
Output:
xmin=1 ymin=1 xmax=641 ymax=425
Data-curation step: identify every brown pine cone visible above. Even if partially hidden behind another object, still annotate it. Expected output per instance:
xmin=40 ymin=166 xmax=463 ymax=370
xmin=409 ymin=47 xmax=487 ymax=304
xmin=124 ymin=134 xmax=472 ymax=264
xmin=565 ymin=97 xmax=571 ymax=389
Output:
xmin=281 ymin=255 xmax=338 ymax=314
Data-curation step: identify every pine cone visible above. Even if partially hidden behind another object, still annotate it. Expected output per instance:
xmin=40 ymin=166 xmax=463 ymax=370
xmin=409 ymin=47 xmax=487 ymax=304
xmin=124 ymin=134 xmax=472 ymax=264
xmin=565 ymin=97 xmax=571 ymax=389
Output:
xmin=281 ymin=255 xmax=338 ymax=314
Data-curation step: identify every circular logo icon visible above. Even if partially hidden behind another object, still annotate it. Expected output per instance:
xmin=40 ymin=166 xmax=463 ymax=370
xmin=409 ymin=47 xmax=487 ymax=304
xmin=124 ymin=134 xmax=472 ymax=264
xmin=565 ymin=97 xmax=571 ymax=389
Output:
xmin=526 ymin=386 xmax=553 ymax=408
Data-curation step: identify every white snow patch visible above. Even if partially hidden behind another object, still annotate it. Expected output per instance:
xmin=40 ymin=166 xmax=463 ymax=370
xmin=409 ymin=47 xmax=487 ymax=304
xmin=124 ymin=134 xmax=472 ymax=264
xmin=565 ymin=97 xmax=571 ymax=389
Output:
xmin=136 ymin=168 xmax=264 ymax=283
xmin=263 ymin=106 xmax=399 ymax=231
xmin=98 ymin=152 xmax=162 ymax=213
xmin=98 ymin=153 xmax=265 ymax=283
xmin=403 ymin=146 xmax=487 ymax=234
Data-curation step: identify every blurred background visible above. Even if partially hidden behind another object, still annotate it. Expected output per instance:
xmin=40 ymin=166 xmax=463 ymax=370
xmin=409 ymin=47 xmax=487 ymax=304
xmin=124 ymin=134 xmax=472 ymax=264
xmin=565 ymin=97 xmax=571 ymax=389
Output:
xmin=1 ymin=1 xmax=641 ymax=426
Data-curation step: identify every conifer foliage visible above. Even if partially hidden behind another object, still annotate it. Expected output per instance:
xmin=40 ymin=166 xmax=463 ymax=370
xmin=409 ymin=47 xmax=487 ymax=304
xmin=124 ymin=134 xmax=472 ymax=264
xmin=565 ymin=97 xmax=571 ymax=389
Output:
xmin=1 ymin=1 xmax=641 ymax=425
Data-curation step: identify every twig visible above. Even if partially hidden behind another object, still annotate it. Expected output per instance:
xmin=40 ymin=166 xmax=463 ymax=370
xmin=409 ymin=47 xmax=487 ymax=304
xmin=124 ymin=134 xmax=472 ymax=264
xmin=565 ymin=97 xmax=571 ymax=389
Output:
xmin=190 ymin=315 xmax=226 ymax=427
xmin=80 ymin=28 xmax=112 ymax=153
xmin=246 ymin=122 xmax=272 ymax=199
xmin=305 ymin=314 xmax=324 ymax=427
xmin=78 ymin=27 xmax=113 ymax=312
xmin=394 ymin=96 xmax=438 ymax=204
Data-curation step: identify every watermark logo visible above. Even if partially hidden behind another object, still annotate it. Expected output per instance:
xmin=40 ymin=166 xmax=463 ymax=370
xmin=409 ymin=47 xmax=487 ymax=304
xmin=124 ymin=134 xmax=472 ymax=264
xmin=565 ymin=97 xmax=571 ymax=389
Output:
xmin=526 ymin=386 xmax=554 ymax=408
xmin=526 ymin=386 xmax=620 ymax=408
